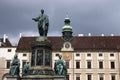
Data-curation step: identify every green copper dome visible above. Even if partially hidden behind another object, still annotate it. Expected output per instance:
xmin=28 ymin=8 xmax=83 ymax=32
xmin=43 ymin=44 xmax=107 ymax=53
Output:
xmin=62 ymin=25 xmax=72 ymax=32
xmin=62 ymin=17 xmax=72 ymax=32
xmin=62 ymin=16 xmax=73 ymax=41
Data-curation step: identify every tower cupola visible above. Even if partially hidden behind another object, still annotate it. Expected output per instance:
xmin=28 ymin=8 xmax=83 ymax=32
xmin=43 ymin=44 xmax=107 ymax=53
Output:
xmin=62 ymin=16 xmax=73 ymax=41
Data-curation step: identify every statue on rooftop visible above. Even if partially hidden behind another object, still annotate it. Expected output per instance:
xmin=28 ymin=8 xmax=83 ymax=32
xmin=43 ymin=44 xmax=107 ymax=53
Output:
xmin=9 ymin=54 xmax=20 ymax=76
xmin=54 ymin=54 xmax=67 ymax=76
xmin=32 ymin=9 xmax=49 ymax=37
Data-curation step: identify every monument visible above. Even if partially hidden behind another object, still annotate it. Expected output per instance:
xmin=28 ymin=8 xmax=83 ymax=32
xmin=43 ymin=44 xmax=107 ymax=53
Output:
xmin=54 ymin=55 xmax=67 ymax=76
xmin=22 ymin=62 xmax=30 ymax=76
xmin=21 ymin=9 xmax=54 ymax=80
xmin=7 ymin=54 xmax=20 ymax=80
xmin=54 ymin=55 xmax=67 ymax=80
xmin=32 ymin=9 xmax=49 ymax=37
xmin=7 ymin=9 xmax=67 ymax=80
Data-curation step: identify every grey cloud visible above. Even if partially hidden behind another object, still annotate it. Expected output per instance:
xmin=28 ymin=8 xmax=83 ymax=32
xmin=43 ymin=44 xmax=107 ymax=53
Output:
xmin=0 ymin=0 xmax=120 ymax=44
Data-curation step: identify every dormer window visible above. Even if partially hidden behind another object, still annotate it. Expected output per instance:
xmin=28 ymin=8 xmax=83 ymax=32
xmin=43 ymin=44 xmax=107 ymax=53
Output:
xmin=8 ymin=49 xmax=12 ymax=52
xmin=55 ymin=54 xmax=59 ymax=57
xmin=87 ymin=53 xmax=91 ymax=57
xmin=76 ymin=53 xmax=80 ymax=56
xmin=23 ymin=53 xmax=27 ymax=57
xmin=110 ymin=53 xmax=114 ymax=57
xmin=99 ymin=53 xmax=103 ymax=57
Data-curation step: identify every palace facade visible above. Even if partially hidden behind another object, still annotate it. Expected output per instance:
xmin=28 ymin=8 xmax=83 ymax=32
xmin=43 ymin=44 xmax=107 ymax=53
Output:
xmin=16 ymin=17 xmax=120 ymax=80
xmin=0 ymin=17 xmax=120 ymax=80
xmin=0 ymin=36 xmax=16 ymax=80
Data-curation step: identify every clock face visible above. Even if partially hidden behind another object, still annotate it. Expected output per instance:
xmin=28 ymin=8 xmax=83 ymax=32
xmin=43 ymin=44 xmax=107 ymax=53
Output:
xmin=65 ymin=43 xmax=70 ymax=48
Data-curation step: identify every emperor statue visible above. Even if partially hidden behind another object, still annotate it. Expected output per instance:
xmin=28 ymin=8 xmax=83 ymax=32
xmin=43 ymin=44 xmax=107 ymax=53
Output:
xmin=32 ymin=9 xmax=49 ymax=37
xmin=9 ymin=54 xmax=20 ymax=76
xmin=54 ymin=54 xmax=67 ymax=76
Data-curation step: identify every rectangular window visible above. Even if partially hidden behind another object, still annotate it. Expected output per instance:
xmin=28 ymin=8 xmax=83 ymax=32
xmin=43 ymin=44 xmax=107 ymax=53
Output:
xmin=66 ymin=61 xmax=69 ymax=69
xmin=8 ymin=49 xmax=12 ymax=52
xmin=55 ymin=54 xmax=59 ymax=57
xmin=87 ymin=61 xmax=91 ymax=69
xmin=99 ymin=53 xmax=103 ymax=57
xmin=110 ymin=53 xmax=114 ymax=57
xmin=87 ymin=74 xmax=91 ymax=80
xmin=111 ymin=61 xmax=115 ymax=69
xmin=23 ymin=53 xmax=27 ymax=57
xmin=111 ymin=75 xmax=115 ymax=80
xmin=76 ymin=77 xmax=80 ymax=80
xmin=76 ymin=53 xmax=80 ymax=56
xmin=99 ymin=61 xmax=103 ymax=69
xmin=76 ymin=61 xmax=80 ymax=69
xmin=99 ymin=74 xmax=104 ymax=80
xmin=66 ymin=75 xmax=69 ymax=80
xmin=87 ymin=53 xmax=91 ymax=57
xmin=6 ymin=60 xmax=11 ymax=69
xmin=76 ymin=74 xmax=80 ymax=80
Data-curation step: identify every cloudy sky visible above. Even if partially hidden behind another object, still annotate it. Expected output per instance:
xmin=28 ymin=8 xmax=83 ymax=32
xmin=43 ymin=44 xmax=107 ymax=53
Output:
xmin=0 ymin=0 xmax=120 ymax=45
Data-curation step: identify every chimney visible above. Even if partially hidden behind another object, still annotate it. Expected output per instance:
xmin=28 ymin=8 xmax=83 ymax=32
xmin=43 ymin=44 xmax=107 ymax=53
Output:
xmin=111 ymin=34 xmax=114 ymax=36
xmin=78 ymin=34 xmax=84 ymax=36
xmin=88 ymin=33 xmax=91 ymax=36
xmin=101 ymin=34 xmax=104 ymax=36
xmin=19 ymin=33 xmax=22 ymax=38
xmin=3 ymin=34 xmax=6 ymax=43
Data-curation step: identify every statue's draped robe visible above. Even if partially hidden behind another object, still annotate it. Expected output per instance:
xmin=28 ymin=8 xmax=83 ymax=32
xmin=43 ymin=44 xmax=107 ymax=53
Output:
xmin=9 ymin=58 xmax=20 ymax=76
xmin=54 ymin=59 xmax=67 ymax=75
xmin=35 ymin=14 xmax=49 ymax=36
xmin=22 ymin=63 xmax=29 ymax=75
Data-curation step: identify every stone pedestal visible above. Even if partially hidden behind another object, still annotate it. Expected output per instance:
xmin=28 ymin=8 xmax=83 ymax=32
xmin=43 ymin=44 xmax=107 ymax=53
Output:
xmin=22 ymin=37 xmax=54 ymax=80
xmin=21 ymin=75 xmax=53 ymax=80
xmin=54 ymin=75 xmax=66 ymax=80
xmin=20 ymin=37 xmax=66 ymax=80
xmin=30 ymin=39 xmax=52 ymax=68
xmin=7 ymin=76 xmax=20 ymax=80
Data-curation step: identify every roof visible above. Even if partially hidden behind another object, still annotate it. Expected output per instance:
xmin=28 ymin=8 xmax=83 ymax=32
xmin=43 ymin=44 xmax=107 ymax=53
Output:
xmin=0 ymin=38 xmax=12 ymax=47
xmin=16 ymin=36 xmax=120 ymax=52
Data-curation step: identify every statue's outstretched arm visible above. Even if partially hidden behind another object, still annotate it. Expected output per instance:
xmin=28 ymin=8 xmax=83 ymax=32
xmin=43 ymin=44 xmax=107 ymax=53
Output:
xmin=32 ymin=18 xmax=37 ymax=22
xmin=32 ymin=15 xmax=40 ymax=22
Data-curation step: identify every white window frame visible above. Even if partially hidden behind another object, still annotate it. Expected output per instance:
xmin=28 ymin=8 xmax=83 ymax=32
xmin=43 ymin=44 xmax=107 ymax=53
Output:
xmin=86 ymin=53 xmax=92 ymax=60
xmin=98 ymin=53 xmax=104 ymax=60
xmin=109 ymin=53 xmax=115 ymax=60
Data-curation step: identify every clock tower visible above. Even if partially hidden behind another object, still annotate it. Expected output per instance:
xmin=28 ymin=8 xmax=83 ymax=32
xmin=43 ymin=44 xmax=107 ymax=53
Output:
xmin=62 ymin=16 xmax=73 ymax=41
